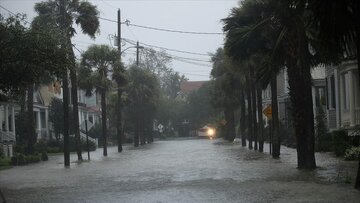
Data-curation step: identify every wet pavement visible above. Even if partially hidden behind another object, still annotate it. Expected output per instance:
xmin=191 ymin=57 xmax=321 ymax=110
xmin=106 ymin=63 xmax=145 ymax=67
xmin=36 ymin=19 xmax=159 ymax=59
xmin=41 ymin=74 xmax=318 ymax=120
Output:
xmin=1 ymin=138 xmax=360 ymax=202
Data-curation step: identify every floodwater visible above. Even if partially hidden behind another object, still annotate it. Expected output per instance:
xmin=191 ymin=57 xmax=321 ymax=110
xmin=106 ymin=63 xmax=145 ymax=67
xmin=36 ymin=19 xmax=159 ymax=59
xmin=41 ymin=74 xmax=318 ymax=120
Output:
xmin=1 ymin=138 xmax=359 ymax=202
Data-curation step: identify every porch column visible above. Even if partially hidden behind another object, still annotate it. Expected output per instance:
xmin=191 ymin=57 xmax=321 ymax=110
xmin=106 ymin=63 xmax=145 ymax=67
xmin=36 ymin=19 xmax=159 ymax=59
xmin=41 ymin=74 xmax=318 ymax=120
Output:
xmin=45 ymin=108 xmax=49 ymax=139
xmin=37 ymin=111 xmax=41 ymax=139
xmin=349 ymin=70 xmax=355 ymax=126
xmin=334 ymin=69 xmax=341 ymax=128
xmin=312 ymin=86 xmax=316 ymax=118
xmin=11 ymin=105 xmax=15 ymax=138
xmin=5 ymin=104 xmax=9 ymax=133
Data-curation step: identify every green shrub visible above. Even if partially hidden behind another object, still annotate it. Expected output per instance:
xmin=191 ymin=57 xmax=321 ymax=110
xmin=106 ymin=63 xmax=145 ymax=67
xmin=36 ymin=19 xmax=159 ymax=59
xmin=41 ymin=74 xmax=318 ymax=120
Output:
xmin=315 ymin=108 xmax=331 ymax=152
xmin=332 ymin=130 xmax=350 ymax=156
xmin=17 ymin=153 xmax=26 ymax=165
xmin=11 ymin=156 xmax=17 ymax=165
xmin=0 ymin=146 xmax=4 ymax=158
xmin=47 ymin=146 xmax=61 ymax=153
xmin=41 ymin=152 xmax=48 ymax=161
xmin=25 ymin=155 xmax=40 ymax=163
xmin=14 ymin=144 xmax=25 ymax=154
xmin=81 ymin=139 xmax=96 ymax=151
xmin=34 ymin=139 xmax=47 ymax=153
xmin=344 ymin=147 xmax=360 ymax=161
xmin=0 ymin=158 xmax=11 ymax=167
xmin=317 ymin=132 xmax=333 ymax=152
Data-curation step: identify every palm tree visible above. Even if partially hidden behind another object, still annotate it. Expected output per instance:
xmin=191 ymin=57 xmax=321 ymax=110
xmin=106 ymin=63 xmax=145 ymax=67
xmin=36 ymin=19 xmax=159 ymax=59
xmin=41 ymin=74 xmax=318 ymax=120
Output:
xmin=126 ymin=66 xmax=160 ymax=147
xmin=306 ymin=0 xmax=360 ymax=188
xmin=34 ymin=0 xmax=100 ymax=162
xmin=223 ymin=0 xmax=318 ymax=168
xmin=80 ymin=44 xmax=119 ymax=156
xmin=210 ymin=48 xmax=240 ymax=142
xmin=112 ymin=62 xmax=127 ymax=152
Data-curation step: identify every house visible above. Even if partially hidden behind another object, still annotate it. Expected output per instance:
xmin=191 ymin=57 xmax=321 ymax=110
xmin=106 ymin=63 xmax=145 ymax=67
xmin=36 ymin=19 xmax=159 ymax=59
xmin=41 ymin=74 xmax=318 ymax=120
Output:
xmin=325 ymin=59 xmax=359 ymax=132
xmin=177 ymin=81 xmax=207 ymax=100
xmin=0 ymin=81 xmax=101 ymax=157
xmin=262 ymin=67 xmax=326 ymax=132
xmin=0 ymin=100 xmax=16 ymax=157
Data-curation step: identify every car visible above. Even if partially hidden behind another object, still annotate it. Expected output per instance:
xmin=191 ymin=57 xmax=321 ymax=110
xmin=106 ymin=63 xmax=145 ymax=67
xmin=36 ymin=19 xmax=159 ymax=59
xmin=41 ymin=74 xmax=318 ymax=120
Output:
xmin=197 ymin=124 xmax=216 ymax=139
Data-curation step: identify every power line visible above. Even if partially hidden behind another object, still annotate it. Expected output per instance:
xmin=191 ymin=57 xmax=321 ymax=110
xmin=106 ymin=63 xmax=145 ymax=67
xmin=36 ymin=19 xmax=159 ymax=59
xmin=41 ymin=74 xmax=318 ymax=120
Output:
xmin=126 ymin=23 xmax=223 ymax=35
xmin=0 ymin=5 xmax=31 ymax=24
xmin=123 ymin=38 xmax=212 ymax=60
xmin=124 ymin=38 xmax=211 ymax=56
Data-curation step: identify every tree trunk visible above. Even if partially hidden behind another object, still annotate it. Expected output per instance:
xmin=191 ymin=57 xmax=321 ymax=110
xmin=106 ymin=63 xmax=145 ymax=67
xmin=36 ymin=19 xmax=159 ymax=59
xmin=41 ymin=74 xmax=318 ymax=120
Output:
xmin=224 ymin=108 xmax=230 ymax=140
xmin=101 ymin=89 xmax=107 ymax=156
xmin=134 ymin=120 xmax=139 ymax=147
xmin=257 ymin=85 xmax=264 ymax=152
xmin=117 ymin=88 xmax=123 ymax=152
xmin=26 ymin=84 xmax=36 ymax=154
xmin=227 ymin=107 xmax=236 ymax=142
xmin=239 ymin=89 xmax=246 ymax=147
xmin=246 ymin=75 xmax=253 ymax=149
xmin=140 ymin=118 xmax=146 ymax=145
xmin=250 ymin=68 xmax=258 ymax=150
xmin=355 ymin=28 xmax=360 ymax=190
xmin=18 ymin=88 xmax=26 ymax=144
xmin=271 ymin=76 xmax=280 ymax=158
xmin=287 ymin=31 xmax=316 ymax=169
xmin=70 ymin=66 xmax=82 ymax=161
xmin=63 ymin=71 xmax=70 ymax=167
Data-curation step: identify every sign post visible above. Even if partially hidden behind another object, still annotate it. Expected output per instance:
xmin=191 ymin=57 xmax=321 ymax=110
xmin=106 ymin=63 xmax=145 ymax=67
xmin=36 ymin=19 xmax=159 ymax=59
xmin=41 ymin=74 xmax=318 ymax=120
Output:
xmin=263 ymin=105 xmax=272 ymax=154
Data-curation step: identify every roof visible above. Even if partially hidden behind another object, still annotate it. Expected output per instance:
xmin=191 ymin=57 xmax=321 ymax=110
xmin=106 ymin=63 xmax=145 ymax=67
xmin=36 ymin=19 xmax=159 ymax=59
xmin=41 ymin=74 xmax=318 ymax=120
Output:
xmin=180 ymin=81 xmax=207 ymax=94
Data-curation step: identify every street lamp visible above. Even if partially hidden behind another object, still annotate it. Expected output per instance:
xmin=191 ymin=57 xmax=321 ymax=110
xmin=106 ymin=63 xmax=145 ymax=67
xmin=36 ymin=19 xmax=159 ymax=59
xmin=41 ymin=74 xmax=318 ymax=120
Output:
xmin=120 ymin=44 xmax=144 ymax=55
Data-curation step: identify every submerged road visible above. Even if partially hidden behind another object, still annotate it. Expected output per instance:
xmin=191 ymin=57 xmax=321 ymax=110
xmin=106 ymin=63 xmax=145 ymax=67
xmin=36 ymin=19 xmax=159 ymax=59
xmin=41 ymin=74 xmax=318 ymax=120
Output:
xmin=1 ymin=138 xmax=360 ymax=202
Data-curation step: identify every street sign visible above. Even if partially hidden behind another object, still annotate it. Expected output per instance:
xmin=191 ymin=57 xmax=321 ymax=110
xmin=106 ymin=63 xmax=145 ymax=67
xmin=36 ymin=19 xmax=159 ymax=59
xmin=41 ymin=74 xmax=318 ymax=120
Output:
xmin=263 ymin=105 xmax=272 ymax=119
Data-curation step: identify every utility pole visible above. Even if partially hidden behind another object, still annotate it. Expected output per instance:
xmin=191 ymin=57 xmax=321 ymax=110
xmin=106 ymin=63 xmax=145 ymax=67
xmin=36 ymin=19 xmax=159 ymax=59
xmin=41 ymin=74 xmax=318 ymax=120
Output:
xmin=117 ymin=8 xmax=123 ymax=152
xmin=136 ymin=41 xmax=140 ymax=66
xmin=117 ymin=9 xmax=121 ymax=54
xmin=60 ymin=0 xmax=70 ymax=167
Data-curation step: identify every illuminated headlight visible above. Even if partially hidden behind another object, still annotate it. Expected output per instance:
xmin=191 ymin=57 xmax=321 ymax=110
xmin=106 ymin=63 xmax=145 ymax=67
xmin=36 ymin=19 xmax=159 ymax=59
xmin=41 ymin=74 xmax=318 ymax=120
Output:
xmin=207 ymin=128 xmax=215 ymax=136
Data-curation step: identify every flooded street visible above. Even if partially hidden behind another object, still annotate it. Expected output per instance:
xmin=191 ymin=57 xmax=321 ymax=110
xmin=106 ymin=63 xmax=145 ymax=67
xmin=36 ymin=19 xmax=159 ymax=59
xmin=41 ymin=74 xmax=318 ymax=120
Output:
xmin=1 ymin=138 xmax=360 ymax=202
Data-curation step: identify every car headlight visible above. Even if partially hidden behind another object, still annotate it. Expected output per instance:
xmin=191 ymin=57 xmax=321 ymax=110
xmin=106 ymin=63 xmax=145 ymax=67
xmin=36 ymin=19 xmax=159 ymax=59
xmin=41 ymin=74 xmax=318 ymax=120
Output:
xmin=207 ymin=128 xmax=215 ymax=136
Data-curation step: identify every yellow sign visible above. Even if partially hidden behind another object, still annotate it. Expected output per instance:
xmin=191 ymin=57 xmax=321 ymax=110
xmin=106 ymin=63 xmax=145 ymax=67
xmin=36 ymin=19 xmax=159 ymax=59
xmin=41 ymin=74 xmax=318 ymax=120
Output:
xmin=263 ymin=105 xmax=272 ymax=119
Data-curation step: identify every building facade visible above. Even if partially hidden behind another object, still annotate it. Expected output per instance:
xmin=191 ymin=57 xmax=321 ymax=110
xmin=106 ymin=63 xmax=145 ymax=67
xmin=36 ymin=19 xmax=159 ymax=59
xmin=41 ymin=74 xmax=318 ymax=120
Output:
xmin=325 ymin=60 xmax=359 ymax=132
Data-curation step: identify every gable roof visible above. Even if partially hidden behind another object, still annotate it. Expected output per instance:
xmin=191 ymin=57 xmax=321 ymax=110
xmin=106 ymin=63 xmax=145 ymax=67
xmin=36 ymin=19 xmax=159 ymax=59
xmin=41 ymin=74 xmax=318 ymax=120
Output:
xmin=180 ymin=81 xmax=207 ymax=94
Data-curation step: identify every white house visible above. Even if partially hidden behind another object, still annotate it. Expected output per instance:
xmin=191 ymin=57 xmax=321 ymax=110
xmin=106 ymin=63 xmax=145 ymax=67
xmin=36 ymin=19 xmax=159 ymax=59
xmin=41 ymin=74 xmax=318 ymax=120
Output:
xmin=0 ymin=101 xmax=16 ymax=157
xmin=325 ymin=59 xmax=359 ymax=132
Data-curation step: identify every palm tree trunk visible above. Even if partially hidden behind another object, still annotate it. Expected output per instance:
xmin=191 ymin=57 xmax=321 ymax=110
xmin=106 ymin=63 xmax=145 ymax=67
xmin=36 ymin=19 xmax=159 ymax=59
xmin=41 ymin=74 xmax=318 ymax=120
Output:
xmin=239 ymin=89 xmax=246 ymax=147
xmin=117 ymin=88 xmax=123 ymax=152
xmin=19 ymin=88 xmax=26 ymax=144
xmin=250 ymin=69 xmax=258 ymax=150
xmin=246 ymin=75 xmax=253 ymax=149
xmin=101 ymin=89 xmax=107 ymax=156
xmin=287 ymin=31 xmax=316 ymax=169
xmin=257 ymin=85 xmax=264 ymax=152
xmin=354 ymin=27 xmax=360 ymax=190
xmin=227 ymin=107 xmax=236 ymax=142
xmin=271 ymin=76 xmax=280 ymax=158
xmin=68 ymin=43 xmax=82 ymax=161
xmin=63 ymin=71 xmax=70 ymax=167
xmin=26 ymin=83 xmax=36 ymax=154
xmin=140 ymin=118 xmax=146 ymax=145
xmin=224 ymin=108 xmax=230 ymax=140
xmin=134 ymin=120 xmax=139 ymax=147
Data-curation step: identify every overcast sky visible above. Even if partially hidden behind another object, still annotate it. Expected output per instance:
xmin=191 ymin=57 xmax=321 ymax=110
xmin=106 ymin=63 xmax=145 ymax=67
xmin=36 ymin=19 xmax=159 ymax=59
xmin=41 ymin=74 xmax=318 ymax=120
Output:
xmin=1 ymin=0 xmax=239 ymax=81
